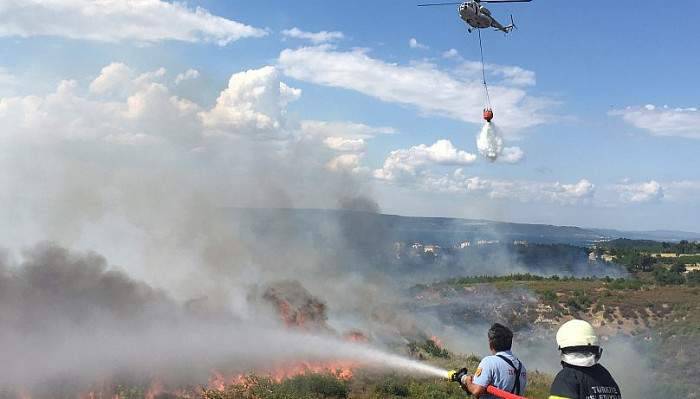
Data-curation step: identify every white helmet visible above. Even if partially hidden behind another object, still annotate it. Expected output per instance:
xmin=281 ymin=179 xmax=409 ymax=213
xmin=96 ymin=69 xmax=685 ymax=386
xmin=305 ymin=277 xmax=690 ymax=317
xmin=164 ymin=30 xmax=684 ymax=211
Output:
xmin=556 ymin=319 xmax=599 ymax=349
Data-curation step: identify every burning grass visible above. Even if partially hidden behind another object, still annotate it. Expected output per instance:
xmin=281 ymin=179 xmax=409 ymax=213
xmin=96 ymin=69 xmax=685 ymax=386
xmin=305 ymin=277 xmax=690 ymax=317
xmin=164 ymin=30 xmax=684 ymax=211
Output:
xmin=202 ymin=374 xmax=349 ymax=399
xmin=1 ymin=346 xmax=555 ymax=399
xmin=201 ymin=367 xmax=553 ymax=399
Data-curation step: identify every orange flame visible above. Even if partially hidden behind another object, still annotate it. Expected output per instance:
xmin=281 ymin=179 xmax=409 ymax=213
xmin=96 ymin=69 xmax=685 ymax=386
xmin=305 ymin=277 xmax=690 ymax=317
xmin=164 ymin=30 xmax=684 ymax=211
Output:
xmin=343 ymin=330 xmax=369 ymax=343
xmin=39 ymin=360 xmax=356 ymax=399
xmin=430 ymin=335 xmax=444 ymax=349
xmin=207 ymin=360 xmax=355 ymax=392
xmin=144 ymin=379 xmax=164 ymax=399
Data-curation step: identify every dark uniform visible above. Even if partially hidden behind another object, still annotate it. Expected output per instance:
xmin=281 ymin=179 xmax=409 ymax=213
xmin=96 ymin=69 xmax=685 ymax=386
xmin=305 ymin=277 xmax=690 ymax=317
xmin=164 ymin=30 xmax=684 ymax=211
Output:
xmin=549 ymin=363 xmax=621 ymax=399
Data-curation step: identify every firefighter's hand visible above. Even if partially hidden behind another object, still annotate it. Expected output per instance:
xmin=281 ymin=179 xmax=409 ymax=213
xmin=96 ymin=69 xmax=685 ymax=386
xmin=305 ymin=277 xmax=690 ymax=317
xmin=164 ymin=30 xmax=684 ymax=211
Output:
xmin=461 ymin=374 xmax=473 ymax=396
xmin=449 ymin=368 xmax=469 ymax=383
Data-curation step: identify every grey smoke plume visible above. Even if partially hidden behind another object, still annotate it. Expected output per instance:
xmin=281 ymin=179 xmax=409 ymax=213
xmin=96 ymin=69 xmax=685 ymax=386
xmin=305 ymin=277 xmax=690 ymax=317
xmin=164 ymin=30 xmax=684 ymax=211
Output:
xmin=0 ymin=64 xmax=442 ymax=395
xmin=0 ymin=243 xmax=414 ymax=390
xmin=0 ymin=63 xmax=390 ymax=312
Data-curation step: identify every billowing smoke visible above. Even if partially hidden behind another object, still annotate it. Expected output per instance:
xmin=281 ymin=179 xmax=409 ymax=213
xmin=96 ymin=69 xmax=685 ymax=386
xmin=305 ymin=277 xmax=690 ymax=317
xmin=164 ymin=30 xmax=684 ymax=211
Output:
xmin=476 ymin=122 xmax=503 ymax=161
xmin=0 ymin=242 xmax=445 ymax=396
xmin=0 ymin=63 xmax=408 ymax=393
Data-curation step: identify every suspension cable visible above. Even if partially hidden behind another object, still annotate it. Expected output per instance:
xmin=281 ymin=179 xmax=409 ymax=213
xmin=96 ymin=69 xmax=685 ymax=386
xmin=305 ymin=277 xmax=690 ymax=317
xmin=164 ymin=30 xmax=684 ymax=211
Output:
xmin=477 ymin=28 xmax=492 ymax=109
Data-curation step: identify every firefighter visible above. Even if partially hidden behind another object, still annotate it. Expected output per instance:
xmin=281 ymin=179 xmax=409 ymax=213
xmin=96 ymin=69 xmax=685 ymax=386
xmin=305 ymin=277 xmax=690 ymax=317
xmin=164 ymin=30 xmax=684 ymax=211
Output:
xmin=459 ymin=323 xmax=527 ymax=398
xmin=549 ymin=319 xmax=621 ymax=399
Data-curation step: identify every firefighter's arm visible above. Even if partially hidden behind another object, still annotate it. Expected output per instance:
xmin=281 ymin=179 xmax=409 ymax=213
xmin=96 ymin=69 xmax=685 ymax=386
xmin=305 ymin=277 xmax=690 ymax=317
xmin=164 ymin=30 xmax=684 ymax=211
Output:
xmin=548 ymin=370 xmax=577 ymax=399
xmin=465 ymin=359 xmax=493 ymax=398
xmin=463 ymin=375 xmax=488 ymax=397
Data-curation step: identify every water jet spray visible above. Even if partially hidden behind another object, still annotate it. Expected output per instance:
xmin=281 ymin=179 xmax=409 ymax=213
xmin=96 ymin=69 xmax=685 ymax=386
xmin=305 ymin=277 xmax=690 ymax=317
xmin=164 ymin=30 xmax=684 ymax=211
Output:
xmin=330 ymin=339 xmax=528 ymax=399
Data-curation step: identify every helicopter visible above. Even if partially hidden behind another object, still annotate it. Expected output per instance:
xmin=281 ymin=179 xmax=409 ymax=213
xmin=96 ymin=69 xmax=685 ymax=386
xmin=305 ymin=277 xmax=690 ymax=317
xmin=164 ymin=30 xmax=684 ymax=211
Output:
xmin=418 ymin=0 xmax=532 ymax=34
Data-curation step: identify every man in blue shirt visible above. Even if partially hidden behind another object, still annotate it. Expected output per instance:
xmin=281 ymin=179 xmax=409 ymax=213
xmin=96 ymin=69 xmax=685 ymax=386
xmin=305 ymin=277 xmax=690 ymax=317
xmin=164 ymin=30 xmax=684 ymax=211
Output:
xmin=460 ymin=323 xmax=527 ymax=398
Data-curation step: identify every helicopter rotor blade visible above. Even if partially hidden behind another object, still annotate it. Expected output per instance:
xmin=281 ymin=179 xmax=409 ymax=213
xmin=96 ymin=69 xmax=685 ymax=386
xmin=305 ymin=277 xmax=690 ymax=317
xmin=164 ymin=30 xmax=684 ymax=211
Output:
xmin=478 ymin=0 xmax=532 ymax=3
xmin=417 ymin=0 xmax=531 ymax=5
xmin=417 ymin=2 xmax=462 ymax=6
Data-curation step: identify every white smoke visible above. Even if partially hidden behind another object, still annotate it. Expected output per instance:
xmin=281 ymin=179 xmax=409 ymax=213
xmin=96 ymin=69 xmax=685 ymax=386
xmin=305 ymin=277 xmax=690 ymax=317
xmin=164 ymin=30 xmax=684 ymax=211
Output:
xmin=476 ymin=122 xmax=503 ymax=162
xmin=0 ymin=62 xmax=441 ymax=395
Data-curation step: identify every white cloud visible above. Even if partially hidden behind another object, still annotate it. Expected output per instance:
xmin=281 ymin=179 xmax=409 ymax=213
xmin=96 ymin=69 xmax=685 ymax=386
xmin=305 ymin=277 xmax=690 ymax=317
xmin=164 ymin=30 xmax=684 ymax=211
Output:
xmin=281 ymin=27 xmax=344 ymax=44
xmin=558 ymin=179 xmax=596 ymax=203
xmin=454 ymin=61 xmax=536 ymax=87
xmin=133 ymin=67 xmax=167 ymax=87
xmin=491 ymin=65 xmax=536 ymax=87
xmin=616 ymin=180 xmax=664 ymax=203
xmin=326 ymin=154 xmax=367 ymax=174
xmin=198 ymin=66 xmax=301 ymax=138
xmin=0 ymin=62 xmax=379 ymax=172
xmin=409 ymin=38 xmax=428 ymax=50
xmin=0 ymin=73 xmax=200 ymax=144
xmin=323 ymin=137 xmax=366 ymax=152
xmin=373 ymin=140 xmax=476 ymax=181
xmin=0 ymin=64 xmax=313 ymax=147
xmin=0 ymin=0 xmax=267 ymax=45
xmin=90 ymin=63 xmax=134 ymax=94
xmin=500 ymin=146 xmax=525 ymax=163
xmin=300 ymin=120 xmax=396 ymax=139
xmin=442 ymin=49 xmax=460 ymax=59
xmin=175 ymin=69 xmax=200 ymax=85
xmin=89 ymin=63 xmax=169 ymax=100
xmin=278 ymin=46 xmax=549 ymax=130
xmin=611 ymin=105 xmax=700 ymax=139
xmin=422 ymin=171 xmax=595 ymax=205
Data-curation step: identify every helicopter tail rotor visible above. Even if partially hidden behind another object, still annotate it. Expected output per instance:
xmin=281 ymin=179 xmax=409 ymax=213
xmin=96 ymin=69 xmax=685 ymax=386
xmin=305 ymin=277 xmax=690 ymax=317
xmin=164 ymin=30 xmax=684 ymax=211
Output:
xmin=502 ymin=14 xmax=517 ymax=32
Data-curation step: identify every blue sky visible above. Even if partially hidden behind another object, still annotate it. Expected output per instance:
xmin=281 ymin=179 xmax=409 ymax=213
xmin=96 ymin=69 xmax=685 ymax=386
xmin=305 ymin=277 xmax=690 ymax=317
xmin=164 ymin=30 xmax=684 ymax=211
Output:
xmin=0 ymin=0 xmax=699 ymax=232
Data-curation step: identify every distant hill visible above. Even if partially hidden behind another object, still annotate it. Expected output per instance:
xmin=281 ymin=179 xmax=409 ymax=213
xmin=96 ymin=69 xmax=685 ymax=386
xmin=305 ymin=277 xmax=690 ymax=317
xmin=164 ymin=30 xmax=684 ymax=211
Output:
xmin=589 ymin=228 xmax=700 ymax=243
xmin=225 ymin=208 xmax=700 ymax=247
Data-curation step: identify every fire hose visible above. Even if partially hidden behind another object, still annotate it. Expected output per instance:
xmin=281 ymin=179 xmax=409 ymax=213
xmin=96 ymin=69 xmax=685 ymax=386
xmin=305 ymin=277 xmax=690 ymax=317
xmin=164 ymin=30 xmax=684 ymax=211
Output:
xmin=447 ymin=368 xmax=528 ymax=399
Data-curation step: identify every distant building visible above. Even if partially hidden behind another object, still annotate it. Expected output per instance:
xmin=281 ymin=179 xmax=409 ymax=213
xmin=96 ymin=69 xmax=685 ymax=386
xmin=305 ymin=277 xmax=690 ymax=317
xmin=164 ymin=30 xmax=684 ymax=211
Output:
xmin=513 ymin=240 xmax=528 ymax=246
xmin=458 ymin=241 xmax=471 ymax=249
xmin=651 ymin=253 xmax=679 ymax=258
xmin=476 ymin=240 xmax=500 ymax=246
xmin=411 ymin=242 xmax=423 ymax=250
xmin=685 ymin=264 xmax=700 ymax=274
xmin=424 ymin=244 xmax=441 ymax=254
xmin=601 ymin=254 xmax=616 ymax=263
xmin=588 ymin=252 xmax=598 ymax=262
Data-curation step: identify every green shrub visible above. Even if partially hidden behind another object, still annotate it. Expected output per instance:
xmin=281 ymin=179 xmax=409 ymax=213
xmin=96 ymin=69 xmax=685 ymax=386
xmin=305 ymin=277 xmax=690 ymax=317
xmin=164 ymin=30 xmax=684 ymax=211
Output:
xmin=278 ymin=373 xmax=348 ymax=398
xmin=542 ymin=290 xmax=557 ymax=302
xmin=687 ymin=271 xmax=700 ymax=286
xmin=376 ymin=378 xmax=410 ymax=397
xmin=653 ymin=266 xmax=685 ymax=285
xmin=422 ymin=339 xmax=450 ymax=359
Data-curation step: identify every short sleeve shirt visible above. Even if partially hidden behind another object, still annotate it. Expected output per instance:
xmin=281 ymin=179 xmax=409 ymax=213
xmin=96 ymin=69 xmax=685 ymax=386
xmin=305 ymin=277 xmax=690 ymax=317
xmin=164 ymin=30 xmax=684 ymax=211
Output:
xmin=472 ymin=351 xmax=527 ymax=398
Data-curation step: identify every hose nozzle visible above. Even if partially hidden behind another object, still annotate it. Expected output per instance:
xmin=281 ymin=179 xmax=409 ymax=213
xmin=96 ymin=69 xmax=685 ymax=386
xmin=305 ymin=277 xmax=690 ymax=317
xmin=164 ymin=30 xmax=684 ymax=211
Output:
xmin=447 ymin=368 xmax=469 ymax=382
